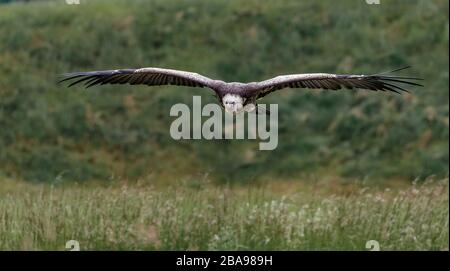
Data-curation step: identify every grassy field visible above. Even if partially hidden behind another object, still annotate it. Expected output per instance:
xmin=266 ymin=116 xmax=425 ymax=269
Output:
xmin=0 ymin=178 xmax=447 ymax=250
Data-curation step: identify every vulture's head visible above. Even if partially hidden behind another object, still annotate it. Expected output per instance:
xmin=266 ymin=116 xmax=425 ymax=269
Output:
xmin=222 ymin=94 xmax=244 ymax=114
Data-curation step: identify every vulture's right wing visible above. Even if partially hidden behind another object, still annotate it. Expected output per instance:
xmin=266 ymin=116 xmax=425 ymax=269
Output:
xmin=59 ymin=67 xmax=221 ymax=92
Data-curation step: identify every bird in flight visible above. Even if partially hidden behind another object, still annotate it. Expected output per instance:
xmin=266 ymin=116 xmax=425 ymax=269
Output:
xmin=60 ymin=66 xmax=423 ymax=115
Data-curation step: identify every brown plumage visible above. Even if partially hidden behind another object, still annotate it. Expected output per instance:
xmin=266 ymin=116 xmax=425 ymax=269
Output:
xmin=60 ymin=66 xmax=423 ymax=114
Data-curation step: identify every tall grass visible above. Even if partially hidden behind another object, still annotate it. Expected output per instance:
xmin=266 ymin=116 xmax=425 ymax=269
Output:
xmin=0 ymin=179 xmax=447 ymax=250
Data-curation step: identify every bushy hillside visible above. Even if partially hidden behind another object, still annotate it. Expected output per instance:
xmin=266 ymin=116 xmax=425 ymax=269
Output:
xmin=0 ymin=0 xmax=448 ymax=183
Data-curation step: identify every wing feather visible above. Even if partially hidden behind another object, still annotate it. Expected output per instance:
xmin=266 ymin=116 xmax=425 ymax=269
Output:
xmin=59 ymin=67 xmax=220 ymax=92
xmin=250 ymin=67 xmax=423 ymax=98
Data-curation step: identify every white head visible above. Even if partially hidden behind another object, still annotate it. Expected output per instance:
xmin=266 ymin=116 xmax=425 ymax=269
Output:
xmin=222 ymin=94 xmax=244 ymax=114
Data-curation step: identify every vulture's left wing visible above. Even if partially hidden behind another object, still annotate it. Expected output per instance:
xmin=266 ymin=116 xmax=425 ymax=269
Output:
xmin=247 ymin=67 xmax=423 ymax=99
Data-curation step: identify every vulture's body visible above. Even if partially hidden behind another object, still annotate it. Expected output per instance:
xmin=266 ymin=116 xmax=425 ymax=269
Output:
xmin=60 ymin=66 xmax=423 ymax=114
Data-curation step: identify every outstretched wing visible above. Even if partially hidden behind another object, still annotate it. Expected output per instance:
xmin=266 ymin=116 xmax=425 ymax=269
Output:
xmin=248 ymin=67 xmax=423 ymax=99
xmin=59 ymin=67 xmax=220 ymax=91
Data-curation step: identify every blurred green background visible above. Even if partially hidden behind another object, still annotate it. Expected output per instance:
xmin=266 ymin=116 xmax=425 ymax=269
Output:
xmin=0 ymin=0 xmax=448 ymax=184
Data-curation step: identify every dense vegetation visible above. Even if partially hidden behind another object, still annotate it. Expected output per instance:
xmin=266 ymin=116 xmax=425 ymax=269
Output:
xmin=0 ymin=0 xmax=448 ymax=183
xmin=0 ymin=179 xmax=447 ymax=250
